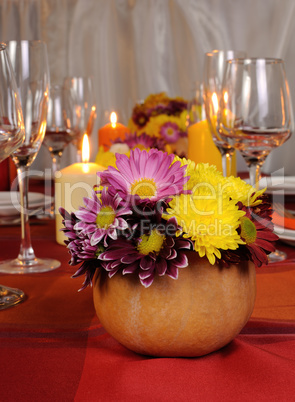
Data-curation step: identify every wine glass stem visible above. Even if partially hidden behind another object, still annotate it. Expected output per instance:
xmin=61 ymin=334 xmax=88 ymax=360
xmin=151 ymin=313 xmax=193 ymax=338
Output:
xmin=249 ymin=163 xmax=261 ymax=190
xmin=221 ymin=152 xmax=232 ymax=177
xmin=17 ymin=165 xmax=36 ymax=262
xmin=51 ymin=154 xmax=61 ymax=177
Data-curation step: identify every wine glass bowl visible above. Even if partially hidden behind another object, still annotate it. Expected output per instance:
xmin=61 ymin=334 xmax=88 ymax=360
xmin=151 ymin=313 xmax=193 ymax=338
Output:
xmin=217 ymin=57 xmax=294 ymax=263
xmin=43 ymin=84 xmax=80 ymax=175
xmin=0 ymin=45 xmax=24 ymax=160
xmin=218 ymin=57 xmax=293 ymax=188
xmin=203 ymin=50 xmax=246 ymax=176
xmin=0 ymin=42 xmax=26 ymax=309
xmin=0 ymin=40 xmax=60 ymax=274
xmin=63 ymin=76 xmax=96 ymax=161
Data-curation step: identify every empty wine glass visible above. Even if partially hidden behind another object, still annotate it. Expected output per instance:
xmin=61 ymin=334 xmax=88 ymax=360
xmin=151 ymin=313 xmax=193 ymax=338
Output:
xmin=218 ymin=57 xmax=294 ymax=262
xmin=43 ymin=84 xmax=80 ymax=176
xmin=0 ymin=40 xmax=60 ymax=274
xmin=203 ymin=50 xmax=246 ymax=176
xmin=63 ymin=76 xmax=96 ymax=161
xmin=0 ymin=42 xmax=26 ymax=309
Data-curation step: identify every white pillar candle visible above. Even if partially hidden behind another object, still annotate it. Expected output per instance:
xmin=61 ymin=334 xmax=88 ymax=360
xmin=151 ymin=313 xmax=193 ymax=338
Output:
xmin=55 ymin=162 xmax=105 ymax=245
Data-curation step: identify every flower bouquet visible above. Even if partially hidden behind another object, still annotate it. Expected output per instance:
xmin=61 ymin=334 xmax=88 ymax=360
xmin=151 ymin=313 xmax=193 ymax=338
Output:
xmin=95 ymin=92 xmax=188 ymax=168
xmin=128 ymin=93 xmax=188 ymax=155
xmin=60 ymin=148 xmax=278 ymax=356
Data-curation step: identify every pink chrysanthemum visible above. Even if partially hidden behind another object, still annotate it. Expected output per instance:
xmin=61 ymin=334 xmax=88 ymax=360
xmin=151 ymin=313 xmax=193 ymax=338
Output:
xmin=97 ymin=148 xmax=189 ymax=205
xmin=74 ymin=188 xmax=132 ymax=247
xmin=160 ymin=122 xmax=181 ymax=143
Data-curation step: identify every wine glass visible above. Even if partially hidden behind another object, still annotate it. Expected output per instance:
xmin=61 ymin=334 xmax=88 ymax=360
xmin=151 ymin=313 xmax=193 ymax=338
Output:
xmin=218 ymin=57 xmax=293 ymax=262
xmin=63 ymin=76 xmax=96 ymax=162
xmin=0 ymin=42 xmax=26 ymax=309
xmin=0 ymin=40 xmax=60 ymax=273
xmin=203 ymin=50 xmax=246 ymax=176
xmin=43 ymin=84 xmax=80 ymax=176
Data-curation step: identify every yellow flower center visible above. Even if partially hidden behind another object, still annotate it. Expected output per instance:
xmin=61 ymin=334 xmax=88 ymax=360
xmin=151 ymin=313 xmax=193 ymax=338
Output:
xmin=130 ymin=178 xmax=157 ymax=198
xmin=239 ymin=216 xmax=257 ymax=244
xmin=137 ymin=229 xmax=165 ymax=255
xmin=96 ymin=206 xmax=115 ymax=229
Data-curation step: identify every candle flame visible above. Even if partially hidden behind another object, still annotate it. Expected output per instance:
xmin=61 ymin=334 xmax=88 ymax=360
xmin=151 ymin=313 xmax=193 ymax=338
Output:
xmin=212 ymin=92 xmax=218 ymax=114
xmin=223 ymin=91 xmax=228 ymax=104
xmin=110 ymin=111 xmax=117 ymax=128
xmin=82 ymin=133 xmax=90 ymax=163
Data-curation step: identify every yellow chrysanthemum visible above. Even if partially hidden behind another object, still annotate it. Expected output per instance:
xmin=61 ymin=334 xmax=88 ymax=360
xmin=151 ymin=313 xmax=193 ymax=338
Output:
xmin=128 ymin=118 xmax=141 ymax=135
xmin=95 ymin=146 xmax=117 ymax=168
xmin=172 ymin=155 xmax=196 ymax=190
xmin=175 ymin=160 xmax=224 ymax=192
xmin=164 ymin=186 xmax=245 ymax=265
xmin=144 ymin=92 xmax=170 ymax=109
xmin=221 ymin=176 xmax=266 ymax=207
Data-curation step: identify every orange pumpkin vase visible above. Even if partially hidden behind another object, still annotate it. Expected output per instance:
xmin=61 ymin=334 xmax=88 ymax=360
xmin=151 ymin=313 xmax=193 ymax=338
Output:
xmin=93 ymin=251 xmax=256 ymax=357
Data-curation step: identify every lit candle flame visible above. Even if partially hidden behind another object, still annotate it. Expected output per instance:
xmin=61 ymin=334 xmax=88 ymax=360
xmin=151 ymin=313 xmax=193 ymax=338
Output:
xmin=82 ymin=133 xmax=90 ymax=164
xmin=223 ymin=91 xmax=228 ymax=104
xmin=212 ymin=92 xmax=218 ymax=114
xmin=110 ymin=111 xmax=117 ymax=128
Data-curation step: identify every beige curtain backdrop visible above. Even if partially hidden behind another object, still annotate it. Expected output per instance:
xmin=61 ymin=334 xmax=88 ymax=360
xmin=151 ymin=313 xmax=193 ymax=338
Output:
xmin=1 ymin=0 xmax=295 ymax=174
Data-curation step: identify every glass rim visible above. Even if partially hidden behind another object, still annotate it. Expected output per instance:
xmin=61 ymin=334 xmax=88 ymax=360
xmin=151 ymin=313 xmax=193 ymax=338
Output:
xmin=205 ymin=49 xmax=246 ymax=57
xmin=5 ymin=39 xmax=46 ymax=48
xmin=227 ymin=57 xmax=284 ymax=65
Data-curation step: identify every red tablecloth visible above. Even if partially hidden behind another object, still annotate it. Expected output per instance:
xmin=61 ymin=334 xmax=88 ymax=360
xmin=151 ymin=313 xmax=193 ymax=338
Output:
xmin=1 ymin=185 xmax=295 ymax=401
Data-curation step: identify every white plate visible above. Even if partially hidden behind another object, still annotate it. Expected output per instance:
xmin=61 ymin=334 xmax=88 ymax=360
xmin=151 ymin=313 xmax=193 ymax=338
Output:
xmin=257 ymin=176 xmax=295 ymax=195
xmin=0 ymin=191 xmax=52 ymax=216
xmin=274 ymin=224 xmax=295 ymax=247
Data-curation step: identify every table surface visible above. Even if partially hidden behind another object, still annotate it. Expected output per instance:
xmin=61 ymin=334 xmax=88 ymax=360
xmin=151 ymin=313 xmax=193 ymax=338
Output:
xmin=1 ymin=181 xmax=295 ymax=402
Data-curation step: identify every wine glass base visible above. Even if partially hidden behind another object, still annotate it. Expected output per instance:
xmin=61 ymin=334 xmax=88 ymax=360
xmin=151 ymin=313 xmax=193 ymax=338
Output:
xmin=268 ymin=249 xmax=287 ymax=263
xmin=0 ymin=257 xmax=61 ymax=274
xmin=0 ymin=285 xmax=26 ymax=310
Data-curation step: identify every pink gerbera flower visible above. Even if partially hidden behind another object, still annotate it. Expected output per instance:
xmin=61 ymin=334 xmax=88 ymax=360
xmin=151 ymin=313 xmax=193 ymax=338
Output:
xmin=74 ymin=188 xmax=132 ymax=247
xmin=160 ymin=122 xmax=181 ymax=143
xmin=97 ymin=148 xmax=189 ymax=205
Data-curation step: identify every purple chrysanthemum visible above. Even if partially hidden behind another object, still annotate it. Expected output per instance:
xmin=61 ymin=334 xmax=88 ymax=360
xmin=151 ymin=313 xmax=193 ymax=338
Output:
xmin=59 ymin=207 xmax=79 ymax=245
xmin=114 ymin=132 xmax=165 ymax=151
xmin=160 ymin=122 xmax=181 ymax=143
xmin=74 ymin=188 xmax=132 ymax=247
xmin=167 ymin=99 xmax=188 ymax=115
xmin=132 ymin=110 xmax=150 ymax=127
xmin=59 ymin=207 xmax=105 ymax=290
xmin=97 ymin=148 xmax=189 ymax=205
xmin=72 ymin=260 xmax=101 ymax=291
xmin=99 ymin=218 xmax=192 ymax=287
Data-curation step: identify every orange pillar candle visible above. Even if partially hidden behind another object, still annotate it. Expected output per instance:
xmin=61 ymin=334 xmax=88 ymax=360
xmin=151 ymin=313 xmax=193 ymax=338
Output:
xmin=98 ymin=112 xmax=130 ymax=150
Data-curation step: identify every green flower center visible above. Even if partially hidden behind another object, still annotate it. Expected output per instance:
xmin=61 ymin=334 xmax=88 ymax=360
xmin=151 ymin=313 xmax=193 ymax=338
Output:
xmin=138 ymin=116 xmax=146 ymax=125
xmin=166 ymin=127 xmax=175 ymax=137
xmin=95 ymin=244 xmax=105 ymax=258
xmin=96 ymin=206 xmax=115 ymax=229
xmin=137 ymin=229 xmax=165 ymax=255
xmin=130 ymin=178 xmax=157 ymax=198
xmin=239 ymin=216 xmax=257 ymax=244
